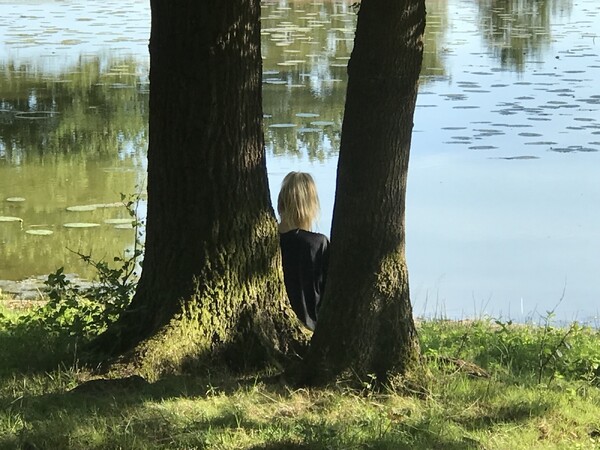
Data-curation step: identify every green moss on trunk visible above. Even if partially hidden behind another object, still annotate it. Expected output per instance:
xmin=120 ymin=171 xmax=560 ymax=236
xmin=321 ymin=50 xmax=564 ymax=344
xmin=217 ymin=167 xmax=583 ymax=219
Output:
xmin=300 ymin=0 xmax=426 ymax=386
xmin=87 ymin=0 xmax=307 ymax=376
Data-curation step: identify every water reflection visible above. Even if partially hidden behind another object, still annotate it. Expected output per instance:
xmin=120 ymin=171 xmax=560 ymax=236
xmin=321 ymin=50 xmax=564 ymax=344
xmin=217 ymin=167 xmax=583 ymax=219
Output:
xmin=406 ymin=0 xmax=599 ymax=322
xmin=261 ymin=1 xmax=354 ymax=161
xmin=0 ymin=0 xmax=598 ymax=324
xmin=0 ymin=57 xmax=148 ymax=162
xmin=476 ymin=0 xmax=573 ymax=70
xmin=261 ymin=0 xmax=450 ymax=159
xmin=421 ymin=0 xmax=449 ymax=80
xmin=0 ymin=56 xmax=147 ymax=279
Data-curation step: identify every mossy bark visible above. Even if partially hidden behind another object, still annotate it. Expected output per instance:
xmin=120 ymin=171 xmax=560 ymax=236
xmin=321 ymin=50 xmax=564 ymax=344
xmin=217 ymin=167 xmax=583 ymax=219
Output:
xmin=301 ymin=0 xmax=426 ymax=385
xmin=89 ymin=0 xmax=305 ymax=373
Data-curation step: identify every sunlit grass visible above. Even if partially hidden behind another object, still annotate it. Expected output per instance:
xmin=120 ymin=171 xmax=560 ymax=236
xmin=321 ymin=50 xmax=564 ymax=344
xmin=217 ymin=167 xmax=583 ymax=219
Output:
xmin=2 ymin=313 xmax=600 ymax=449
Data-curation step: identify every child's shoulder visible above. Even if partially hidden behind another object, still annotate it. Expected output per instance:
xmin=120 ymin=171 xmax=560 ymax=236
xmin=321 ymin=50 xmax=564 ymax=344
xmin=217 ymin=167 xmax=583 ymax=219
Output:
xmin=298 ymin=229 xmax=329 ymax=245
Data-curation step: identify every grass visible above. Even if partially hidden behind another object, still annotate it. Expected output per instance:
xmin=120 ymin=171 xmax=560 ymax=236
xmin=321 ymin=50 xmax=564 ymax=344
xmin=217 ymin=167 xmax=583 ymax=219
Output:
xmin=2 ymin=303 xmax=600 ymax=449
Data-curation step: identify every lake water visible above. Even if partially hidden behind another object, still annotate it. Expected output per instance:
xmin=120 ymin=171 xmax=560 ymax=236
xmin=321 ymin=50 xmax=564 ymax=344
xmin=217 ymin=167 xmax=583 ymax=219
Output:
xmin=0 ymin=0 xmax=598 ymax=323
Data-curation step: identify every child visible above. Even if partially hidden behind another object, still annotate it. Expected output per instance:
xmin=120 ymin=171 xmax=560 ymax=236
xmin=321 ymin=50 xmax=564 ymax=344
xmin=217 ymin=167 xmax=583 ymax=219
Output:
xmin=277 ymin=172 xmax=329 ymax=331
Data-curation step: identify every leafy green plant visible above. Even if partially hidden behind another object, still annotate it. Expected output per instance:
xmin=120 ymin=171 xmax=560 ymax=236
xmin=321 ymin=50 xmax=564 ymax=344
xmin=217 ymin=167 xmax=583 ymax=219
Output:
xmin=420 ymin=317 xmax=600 ymax=386
xmin=72 ymin=192 xmax=144 ymax=313
xmin=15 ymin=193 xmax=144 ymax=341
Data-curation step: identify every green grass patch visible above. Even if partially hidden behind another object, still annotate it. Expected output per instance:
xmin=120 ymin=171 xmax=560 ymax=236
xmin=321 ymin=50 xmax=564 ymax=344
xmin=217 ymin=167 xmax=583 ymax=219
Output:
xmin=2 ymin=311 xmax=600 ymax=449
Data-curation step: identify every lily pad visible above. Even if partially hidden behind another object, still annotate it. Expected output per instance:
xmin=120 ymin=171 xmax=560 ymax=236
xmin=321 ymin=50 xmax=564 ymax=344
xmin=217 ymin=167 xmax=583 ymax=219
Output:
xmin=495 ymin=156 xmax=540 ymax=160
xmin=92 ymin=202 xmax=125 ymax=208
xmin=518 ymin=132 xmax=542 ymax=137
xmin=63 ymin=222 xmax=100 ymax=228
xmin=264 ymin=79 xmax=287 ymax=85
xmin=60 ymin=39 xmax=83 ymax=45
xmin=15 ymin=111 xmax=58 ymax=120
xmin=268 ymin=123 xmax=296 ymax=128
xmin=104 ymin=218 xmax=135 ymax=225
xmin=66 ymin=205 xmax=97 ymax=212
xmin=66 ymin=202 xmax=123 ymax=212
xmin=26 ymin=229 xmax=54 ymax=236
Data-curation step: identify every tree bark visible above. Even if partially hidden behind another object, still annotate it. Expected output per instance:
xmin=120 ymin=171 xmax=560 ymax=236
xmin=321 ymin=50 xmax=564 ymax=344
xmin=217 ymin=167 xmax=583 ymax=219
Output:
xmin=90 ymin=0 xmax=304 ymax=374
xmin=302 ymin=0 xmax=426 ymax=385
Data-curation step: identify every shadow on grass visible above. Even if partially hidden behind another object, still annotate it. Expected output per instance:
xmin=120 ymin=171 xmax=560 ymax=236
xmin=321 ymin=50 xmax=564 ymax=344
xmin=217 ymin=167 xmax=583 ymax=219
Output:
xmin=0 ymin=323 xmax=557 ymax=450
xmin=459 ymin=400 xmax=551 ymax=431
xmin=245 ymin=416 xmax=487 ymax=450
xmin=1 ymin=373 xmax=491 ymax=450
xmin=0 ymin=327 xmax=78 ymax=378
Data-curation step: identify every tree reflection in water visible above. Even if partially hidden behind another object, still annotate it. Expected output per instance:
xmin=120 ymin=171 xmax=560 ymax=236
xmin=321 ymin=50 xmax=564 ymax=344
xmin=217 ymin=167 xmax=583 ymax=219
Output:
xmin=476 ymin=0 xmax=573 ymax=70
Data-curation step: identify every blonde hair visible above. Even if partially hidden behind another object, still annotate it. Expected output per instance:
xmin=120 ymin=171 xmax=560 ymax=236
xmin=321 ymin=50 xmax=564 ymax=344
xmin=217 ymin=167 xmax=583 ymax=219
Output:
xmin=277 ymin=171 xmax=320 ymax=232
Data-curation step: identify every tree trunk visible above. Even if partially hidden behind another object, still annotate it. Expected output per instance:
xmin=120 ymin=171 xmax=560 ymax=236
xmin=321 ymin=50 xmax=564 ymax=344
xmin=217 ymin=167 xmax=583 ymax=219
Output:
xmin=90 ymin=0 xmax=304 ymax=374
xmin=302 ymin=0 xmax=426 ymax=385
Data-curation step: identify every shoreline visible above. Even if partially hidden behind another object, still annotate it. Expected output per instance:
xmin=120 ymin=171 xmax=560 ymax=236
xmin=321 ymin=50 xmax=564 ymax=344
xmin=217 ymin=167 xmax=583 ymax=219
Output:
xmin=2 ymin=278 xmax=597 ymax=329
xmin=0 ymin=275 xmax=93 ymax=301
